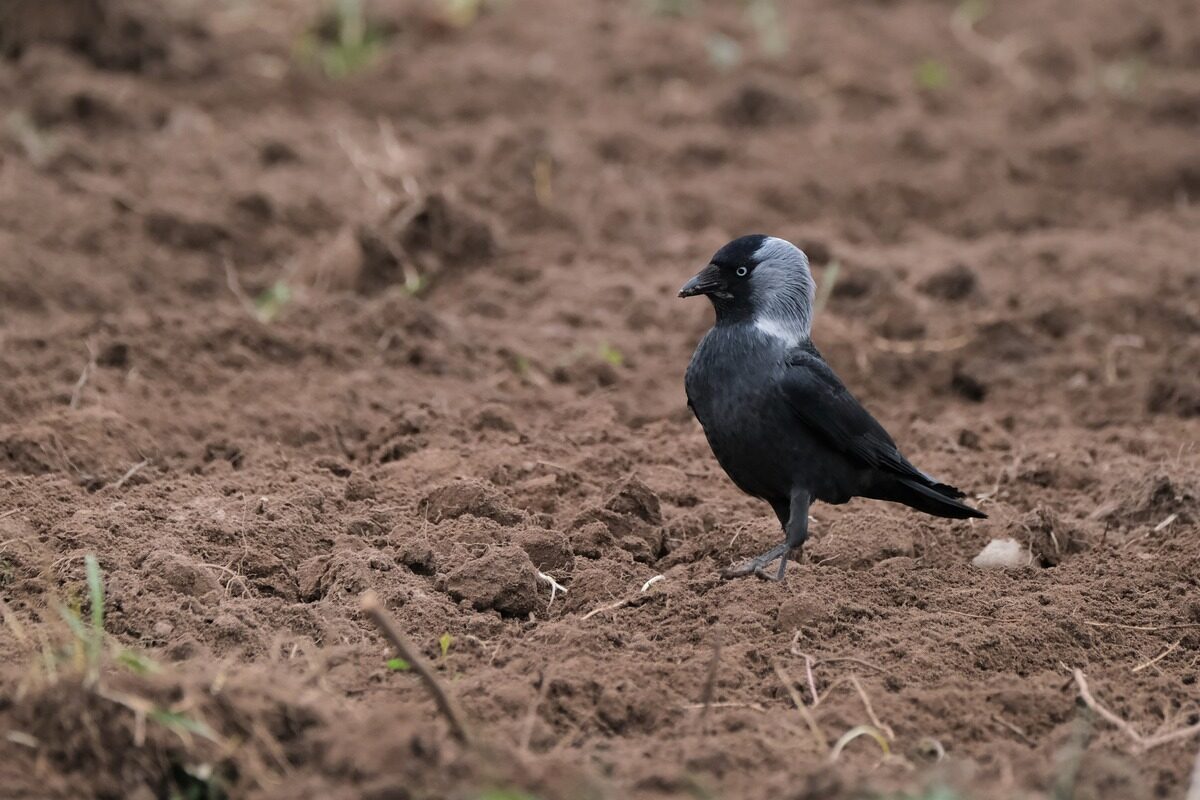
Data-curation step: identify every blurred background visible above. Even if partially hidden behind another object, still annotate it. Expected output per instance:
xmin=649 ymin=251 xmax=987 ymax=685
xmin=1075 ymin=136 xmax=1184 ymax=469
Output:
xmin=1 ymin=1 xmax=1198 ymax=799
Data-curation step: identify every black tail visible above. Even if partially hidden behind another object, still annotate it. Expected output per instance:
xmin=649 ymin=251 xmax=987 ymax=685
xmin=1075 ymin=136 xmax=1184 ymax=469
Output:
xmin=886 ymin=477 xmax=986 ymax=519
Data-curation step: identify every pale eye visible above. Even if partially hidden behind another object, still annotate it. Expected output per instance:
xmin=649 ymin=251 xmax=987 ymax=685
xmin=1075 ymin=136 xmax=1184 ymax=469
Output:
xmin=736 ymin=266 xmax=748 ymax=277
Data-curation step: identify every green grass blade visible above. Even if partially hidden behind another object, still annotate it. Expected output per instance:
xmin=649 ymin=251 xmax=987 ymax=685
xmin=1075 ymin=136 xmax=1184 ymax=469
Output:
xmin=85 ymin=554 xmax=105 ymax=680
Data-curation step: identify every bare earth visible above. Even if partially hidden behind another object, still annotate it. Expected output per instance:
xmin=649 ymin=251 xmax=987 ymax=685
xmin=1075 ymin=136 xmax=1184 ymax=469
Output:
xmin=1 ymin=0 xmax=1199 ymax=798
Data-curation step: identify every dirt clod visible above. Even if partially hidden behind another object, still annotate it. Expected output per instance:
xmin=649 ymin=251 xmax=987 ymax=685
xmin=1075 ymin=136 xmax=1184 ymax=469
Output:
xmin=1019 ymin=505 xmax=1083 ymax=566
xmin=513 ymin=528 xmax=575 ymax=572
xmin=443 ymin=545 xmax=538 ymax=617
xmin=419 ymin=480 xmax=524 ymax=525
xmin=141 ymin=552 xmax=221 ymax=597
xmin=604 ymin=475 xmax=663 ymax=525
xmin=918 ymin=262 xmax=979 ymax=301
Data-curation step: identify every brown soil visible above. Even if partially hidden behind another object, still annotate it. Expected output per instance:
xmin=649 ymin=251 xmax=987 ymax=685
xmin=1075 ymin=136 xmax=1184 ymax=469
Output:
xmin=2 ymin=1 xmax=1199 ymax=798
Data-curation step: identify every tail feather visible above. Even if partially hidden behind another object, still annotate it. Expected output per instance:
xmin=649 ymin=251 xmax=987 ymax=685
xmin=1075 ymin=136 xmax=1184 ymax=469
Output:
xmin=926 ymin=480 xmax=966 ymax=499
xmin=888 ymin=477 xmax=986 ymax=519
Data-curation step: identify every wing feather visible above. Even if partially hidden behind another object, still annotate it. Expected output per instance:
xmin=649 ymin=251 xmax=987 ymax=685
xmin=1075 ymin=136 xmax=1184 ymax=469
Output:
xmin=780 ymin=345 xmax=958 ymax=494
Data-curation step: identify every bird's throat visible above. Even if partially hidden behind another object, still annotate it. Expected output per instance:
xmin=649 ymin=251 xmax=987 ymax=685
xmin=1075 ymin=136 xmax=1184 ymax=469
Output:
xmin=753 ymin=315 xmax=807 ymax=348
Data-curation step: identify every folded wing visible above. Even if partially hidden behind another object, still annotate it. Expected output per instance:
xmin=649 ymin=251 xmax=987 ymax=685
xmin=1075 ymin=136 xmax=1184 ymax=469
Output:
xmin=781 ymin=344 xmax=984 ymax=518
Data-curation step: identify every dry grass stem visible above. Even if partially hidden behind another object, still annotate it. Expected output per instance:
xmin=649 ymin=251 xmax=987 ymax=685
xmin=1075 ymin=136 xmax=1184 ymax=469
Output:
xmin=1132 ymin=640 xmax=1181 ymax=673
xmin=69 ymin=341 xmax=97 ymax=410
xmin=828 ymin=724 xmax=891 ymax=763
xmin=1074 ymin=669 xmax=1200 ymax=752
xmin=818 ymin=656 xmax=890 ymax=674
xmin=580 ymin=597 xmax=632 ymax=621
xmin=535 ymin=571 xmax=567 ymax=607
xmin=1154 ymin=513 xmax=1179 ymax=532
xmin=949 ymin=3 xmax=1035 ymax=89
xmin=224 ymin=258 xmax=263 ymax=321
xmin=791 ymin=648 xmax=821 ymax=705
xmin=1103 ymin=334 xmax=1145 ymax=385
xmin=519 ymin=671 xmax=551 ymax=753
xmin=640 ymin=575 xmax=665 ymax=592
xmin=1083 ymin=620 xmax=1200 ymax=632
xmin=788 ymin=637 xmax=891 ymax=678
xmin=580 ymin=577 xmax=666 ymax=620
xmin=992 ymin=713 xmax=1036 ymax=746
xmin=110 ymin=459 xmax=150 ymax=490
xmin=680 ymin=701 xmax=766 ymax=712
xmin=5 ymin=731 xmax=38 ymax=749
xmin=1187 ymin=744 xmax=1200 ymax=800
xmin=698 ymin=632 xmax=722 ymax=725
xmin=773 ymin=661 xmax=828 ymax=755
xmin=0 ymin=598 xmax=28 ymax=643
xmin=872 ymin=334 xmax=971 ymax=354
xmin=849 ymin=675 xmax=894 ymax=741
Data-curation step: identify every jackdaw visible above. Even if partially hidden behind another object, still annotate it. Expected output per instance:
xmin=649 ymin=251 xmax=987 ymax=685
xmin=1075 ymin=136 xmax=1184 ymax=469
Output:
xmin=680 ymin=235 xmax=985 ymax=581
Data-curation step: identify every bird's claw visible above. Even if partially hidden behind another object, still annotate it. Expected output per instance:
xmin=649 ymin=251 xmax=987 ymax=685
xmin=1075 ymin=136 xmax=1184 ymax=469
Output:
xmin=721 ymin=543 xmax=796 ymax=581
xmin=754 ymin=565 xmax=784 ymax=582
xmin=720 ymin=561 xmax=762 ymax=579
xmin=721 ymin=545 xmax=790 ymax=580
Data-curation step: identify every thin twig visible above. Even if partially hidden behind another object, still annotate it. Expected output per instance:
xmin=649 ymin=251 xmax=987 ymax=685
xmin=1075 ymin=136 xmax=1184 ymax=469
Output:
xmin=773 ymin=661 xmax=828 ymax=754
xmin=361 ymin=590 xmax=472 ymax=745
xmin=1132 ymin=640 xmax=1181 ymax=674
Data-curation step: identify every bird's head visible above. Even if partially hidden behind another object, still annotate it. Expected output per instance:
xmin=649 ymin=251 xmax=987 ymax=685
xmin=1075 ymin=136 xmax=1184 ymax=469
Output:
xmin=678 ymin=235 xmax=816 ymax=344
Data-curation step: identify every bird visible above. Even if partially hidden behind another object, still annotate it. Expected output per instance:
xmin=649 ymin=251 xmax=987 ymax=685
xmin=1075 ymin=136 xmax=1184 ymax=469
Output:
xmin=680 ymin=234 xmax=985 ymax=581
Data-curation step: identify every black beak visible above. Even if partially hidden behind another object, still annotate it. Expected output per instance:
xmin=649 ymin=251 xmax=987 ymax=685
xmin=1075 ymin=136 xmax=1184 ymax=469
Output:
xmin=678 ymin=263 xmax=723 ymax=298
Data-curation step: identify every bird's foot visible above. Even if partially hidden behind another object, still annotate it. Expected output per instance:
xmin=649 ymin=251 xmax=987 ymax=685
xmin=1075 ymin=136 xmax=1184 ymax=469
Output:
xmin=753 ymin=565 xmax=785 ymax=582
xmin=721 ymin=543 xmax=789 ymax=580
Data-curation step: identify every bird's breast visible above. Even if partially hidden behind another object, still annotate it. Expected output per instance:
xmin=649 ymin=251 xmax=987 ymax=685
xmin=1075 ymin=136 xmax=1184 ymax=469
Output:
xmin=685 ymin=330 xmax=800 ymax=497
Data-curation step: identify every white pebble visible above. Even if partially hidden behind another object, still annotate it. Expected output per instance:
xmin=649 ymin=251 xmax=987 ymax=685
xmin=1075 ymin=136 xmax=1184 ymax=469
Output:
xmin=971 ymin=538 xmax=1031 ymax=569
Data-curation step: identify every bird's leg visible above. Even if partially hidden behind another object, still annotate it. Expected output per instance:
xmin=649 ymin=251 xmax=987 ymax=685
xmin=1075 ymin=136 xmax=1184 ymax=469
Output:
xmin=756 ymin=489 xmax=810 ymax=582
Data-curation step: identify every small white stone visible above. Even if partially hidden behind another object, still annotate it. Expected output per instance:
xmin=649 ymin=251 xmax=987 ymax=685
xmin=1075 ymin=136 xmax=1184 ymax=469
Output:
xmin=971 ymin=538 xmax=1031 ymax=569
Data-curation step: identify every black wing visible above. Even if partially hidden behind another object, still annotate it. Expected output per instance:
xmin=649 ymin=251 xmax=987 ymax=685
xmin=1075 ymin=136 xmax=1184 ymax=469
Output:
xmin=780 ymin=344 xmax=964 ymax=497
